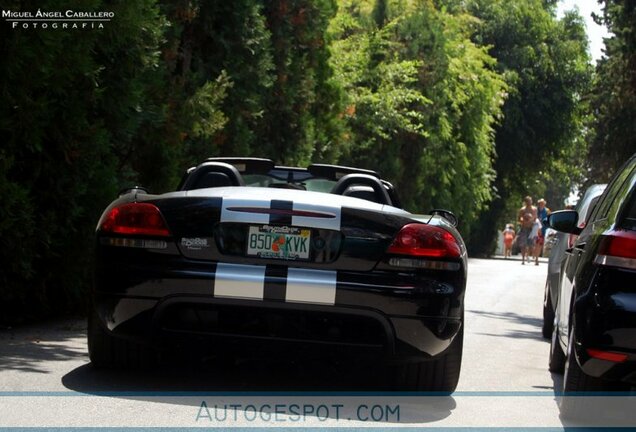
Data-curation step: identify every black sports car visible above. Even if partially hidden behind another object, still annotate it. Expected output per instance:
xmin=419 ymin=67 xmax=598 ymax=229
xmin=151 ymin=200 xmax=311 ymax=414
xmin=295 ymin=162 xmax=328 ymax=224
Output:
xmin=548 ymin=152 xmax=636 ymax=415
xmin=89 ymin=158 xmax=467 ymax=391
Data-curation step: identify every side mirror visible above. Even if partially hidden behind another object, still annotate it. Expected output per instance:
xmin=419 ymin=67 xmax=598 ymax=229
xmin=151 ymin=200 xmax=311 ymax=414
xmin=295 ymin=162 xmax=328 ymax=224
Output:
xmin=548 ymin=210 xmax=582 ymax=235
xmin=430 ymin=209 xmax=458 ymax=227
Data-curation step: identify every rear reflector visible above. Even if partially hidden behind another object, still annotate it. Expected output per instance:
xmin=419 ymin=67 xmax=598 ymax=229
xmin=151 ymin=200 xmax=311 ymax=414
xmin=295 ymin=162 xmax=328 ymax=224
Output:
xmin=100 ymin=237 xmax=167 ymax=249
xmin=594 ymin=230 xmax=636 ymax=270
xmin=389 ymin=257 xmax=461 ymax=271
xmin=587 ymin=348 xmax=628 ymax=363
xmin=100 ymin=203 xmax=171 ymax=237
xmin=387 ymin=224 xmax=461 ymax=258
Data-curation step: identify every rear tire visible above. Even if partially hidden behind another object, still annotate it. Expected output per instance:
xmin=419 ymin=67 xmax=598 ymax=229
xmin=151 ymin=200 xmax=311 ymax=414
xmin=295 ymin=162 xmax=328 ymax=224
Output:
xmin=549 ymin=321 xmax=566 ymax=373
xmin=559 ymin=326 xmax=608 ymax=418
xmin=88 ymin=309 xmax=158 ymax=369
xmin=394 ymin=322 xmax=463 ymax=393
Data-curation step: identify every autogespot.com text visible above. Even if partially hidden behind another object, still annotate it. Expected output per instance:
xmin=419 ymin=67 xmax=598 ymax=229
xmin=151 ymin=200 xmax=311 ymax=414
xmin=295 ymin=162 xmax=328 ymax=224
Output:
xmin=195 ymin=401 xmax=400 ymax=423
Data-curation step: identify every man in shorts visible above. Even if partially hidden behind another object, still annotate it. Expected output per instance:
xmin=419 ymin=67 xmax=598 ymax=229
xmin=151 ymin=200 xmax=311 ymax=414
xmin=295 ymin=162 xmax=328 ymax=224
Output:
xmin=517 ymin=196 xmax=537 ymax=265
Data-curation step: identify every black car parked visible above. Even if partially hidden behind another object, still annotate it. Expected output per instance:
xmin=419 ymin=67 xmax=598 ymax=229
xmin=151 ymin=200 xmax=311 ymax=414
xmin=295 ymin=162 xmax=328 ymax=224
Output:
xmin=89 ymin=158 xmax=466 ymax=392
xmin=541 ymin=184 xmax=606 ymax=339
xmin=548 ymin=153 xmax=636 ymax=414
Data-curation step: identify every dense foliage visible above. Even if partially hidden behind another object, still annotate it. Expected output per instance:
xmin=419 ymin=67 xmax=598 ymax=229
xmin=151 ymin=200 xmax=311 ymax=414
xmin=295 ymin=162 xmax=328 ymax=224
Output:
xmin=330 ymin=1 xmax=506 ymax=239
xmin=462 ymin=0 xmax=592 ymax=254
xmin=0 ymin=0 xmax=605 ymax=322
xmin=588 ymin=0 xmax=636 ymax=183
xmin=0 ymin=0 xmax=164 ymax=322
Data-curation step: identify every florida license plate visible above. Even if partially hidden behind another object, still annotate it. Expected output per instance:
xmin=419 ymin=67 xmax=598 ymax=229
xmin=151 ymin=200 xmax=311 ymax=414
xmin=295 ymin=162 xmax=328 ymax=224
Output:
xmin=246 ymin=225 xmax=311 ymax=260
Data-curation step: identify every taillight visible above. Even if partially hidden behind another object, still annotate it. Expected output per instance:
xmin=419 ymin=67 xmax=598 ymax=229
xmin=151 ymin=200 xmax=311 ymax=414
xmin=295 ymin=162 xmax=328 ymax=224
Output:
xmin=100 ymin=203 xmax=171 ymax=237
xmin=387 ymin=224 xmax=461 ymax=258
xmin=587 ymin=348 xmax=628 ymax=363
xmin=594 ymin=230 xmax=636 ymax=270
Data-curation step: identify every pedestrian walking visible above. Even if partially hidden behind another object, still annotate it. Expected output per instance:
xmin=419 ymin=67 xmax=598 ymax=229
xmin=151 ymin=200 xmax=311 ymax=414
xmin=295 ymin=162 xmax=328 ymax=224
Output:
xmin=517 ymin=196 xmax=537 ymax=264
xmin=503 ymin=224 xmax=516 ymax=258
xmin=537 ymin=198 xmax=551 ymax=239
xmin=530 ymin=217 xmax=543 ymax=265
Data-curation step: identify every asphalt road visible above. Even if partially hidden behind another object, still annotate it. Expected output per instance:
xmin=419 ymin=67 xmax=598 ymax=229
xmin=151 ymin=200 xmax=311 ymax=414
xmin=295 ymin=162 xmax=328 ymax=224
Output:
xmin=1 ymin=257 xmax=633 ymax=428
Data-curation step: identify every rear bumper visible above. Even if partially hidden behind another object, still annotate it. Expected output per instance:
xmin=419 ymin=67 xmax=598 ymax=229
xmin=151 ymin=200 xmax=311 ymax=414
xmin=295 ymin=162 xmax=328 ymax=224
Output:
xmin=574 ymin=267 xmax=636 ymax=384
xmin=93 ymin=261 xmax=464 ymax=362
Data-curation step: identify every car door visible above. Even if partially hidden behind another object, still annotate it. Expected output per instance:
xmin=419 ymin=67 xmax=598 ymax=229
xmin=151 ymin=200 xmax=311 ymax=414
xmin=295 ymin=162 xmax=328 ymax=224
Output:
xmin=557 ymin=227 xmax=587 ymax=345
xmin=556 ymin=196 xmax=600 ymax=344
xmin=557 ymin=160 xmax=636 ymax=348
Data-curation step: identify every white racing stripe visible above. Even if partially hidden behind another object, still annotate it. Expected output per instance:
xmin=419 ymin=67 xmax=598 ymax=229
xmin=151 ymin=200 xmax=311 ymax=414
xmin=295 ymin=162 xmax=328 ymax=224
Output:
xmin=292 ymin=202 xmax=341 ymax=230
xmin=213 ymin=263 xmax=338 ymax=305
xmin=285 ymin=268 xmax=337 ymax=305
xmin=214 ymin=263 xmax=266 ymax=300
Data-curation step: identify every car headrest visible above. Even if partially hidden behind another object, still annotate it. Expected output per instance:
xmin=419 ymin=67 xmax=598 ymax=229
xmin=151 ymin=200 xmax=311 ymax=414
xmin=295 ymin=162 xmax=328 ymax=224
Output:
xmin=330 ymin=173 xmax=392 ymax=205
xmin=342 ymin=185 xmax=378 ymax=203
xmin=192 ymin=172 xmax=233 ymax=189
xmin=180 ymin=162 xmax=245 ymax=190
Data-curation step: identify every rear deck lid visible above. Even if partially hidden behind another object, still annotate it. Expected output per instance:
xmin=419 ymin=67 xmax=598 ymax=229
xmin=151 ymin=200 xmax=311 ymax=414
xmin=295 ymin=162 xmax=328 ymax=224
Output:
xmin=153 ymin=187 xmax=412 ymax=271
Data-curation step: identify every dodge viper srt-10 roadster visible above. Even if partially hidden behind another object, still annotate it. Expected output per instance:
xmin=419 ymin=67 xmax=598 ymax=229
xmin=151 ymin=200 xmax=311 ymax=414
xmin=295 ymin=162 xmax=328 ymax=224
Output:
xmin=90 ymin=157 xmax=467 ymax=391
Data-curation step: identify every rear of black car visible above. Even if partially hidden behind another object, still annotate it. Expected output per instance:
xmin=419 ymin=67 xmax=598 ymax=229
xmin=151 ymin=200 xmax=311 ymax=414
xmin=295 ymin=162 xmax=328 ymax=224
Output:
xmin=547 ymin=155 xmax=636 ymax=419
xmin=573 ymin=180 xmax=636 ymax=385
xmin=90 ymin=177 xmax=467 ymax=391
xmin=566 ymin=155 xmax=636 ymax=387
xmin=542 ymin=184 xmax=607 ymax=339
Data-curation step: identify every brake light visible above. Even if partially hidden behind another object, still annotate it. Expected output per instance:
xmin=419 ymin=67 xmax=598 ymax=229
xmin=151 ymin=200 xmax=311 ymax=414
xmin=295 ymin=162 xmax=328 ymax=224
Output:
xmin=594 ymin=230 xmax=636 ymax=270
xmin=100 ymin=203 xmax=171 ymax=237
xmin=387 ymin=224 xmax=461 ymax=258
xmin=587 ymin=348 xmax=628 ymax=363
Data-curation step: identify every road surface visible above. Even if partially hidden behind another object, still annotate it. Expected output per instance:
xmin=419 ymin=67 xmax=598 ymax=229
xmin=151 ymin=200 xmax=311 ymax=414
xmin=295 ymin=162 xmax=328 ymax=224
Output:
xmin=0 ymin=258 xmax=633 ymax=428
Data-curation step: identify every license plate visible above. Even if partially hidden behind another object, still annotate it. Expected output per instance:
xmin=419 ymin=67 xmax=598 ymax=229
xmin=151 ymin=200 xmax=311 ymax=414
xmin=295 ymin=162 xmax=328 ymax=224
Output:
xmin=246 ymin=225 xmax=311 ymax=260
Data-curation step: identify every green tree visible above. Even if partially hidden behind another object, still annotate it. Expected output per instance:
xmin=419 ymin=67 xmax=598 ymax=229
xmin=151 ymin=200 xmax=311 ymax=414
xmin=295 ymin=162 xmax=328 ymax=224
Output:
xmin=587 ymin=0 xmax=636 ymax=183
xmin=156 ymin=0 xmax=344 ymax=169
xmin=0 ymin=0 xmax=166 ymax=322
xmin=330 ymin=0 xmax=506 ymax=238
xmin=154 ymin=0 xmax=270 ymax=176
xmin=260 ymin=0 xmax=345 ymax=165
xmin=465 ymin=0 xmax=592 ymax=254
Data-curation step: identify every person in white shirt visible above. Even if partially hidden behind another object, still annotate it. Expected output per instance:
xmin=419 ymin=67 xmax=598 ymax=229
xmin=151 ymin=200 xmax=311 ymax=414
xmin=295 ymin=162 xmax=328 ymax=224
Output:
xmin=529 ymin=218 xmax=543 ymax=265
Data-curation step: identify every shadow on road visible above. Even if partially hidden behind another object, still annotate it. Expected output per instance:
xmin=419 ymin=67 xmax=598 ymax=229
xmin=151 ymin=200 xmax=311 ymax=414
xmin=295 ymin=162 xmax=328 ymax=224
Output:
xmin=0 ymin=319 xmax=87 ymax=373
xmin=63 ymin=354 xmax=392 ymax=392
xmin=60 ymin=355 xmax=457 ymax=424
xmin=468 ymin=309 xmax=544 ymax=340
xmin=1 ymin=317 xmax=456 ymax=424
xmin=549 ymin=370 xmax=636 ymax=426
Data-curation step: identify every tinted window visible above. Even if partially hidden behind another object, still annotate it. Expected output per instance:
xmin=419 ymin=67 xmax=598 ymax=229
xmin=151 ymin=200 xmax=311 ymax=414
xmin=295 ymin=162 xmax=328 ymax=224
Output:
xmin=584 ymin=196 xmax=601 ymax=223
xmin=591 ymin=158 xmax=636 ymax=222
xmin=242 ymin=173 xmax=336 ymax=193
xmin=576 ymin=185 xmax=606 ymax=226
xmin=628 ymin=196 xmax=636 ymax=219
xmin=621 ymin=184 xmax=636 ymax=231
